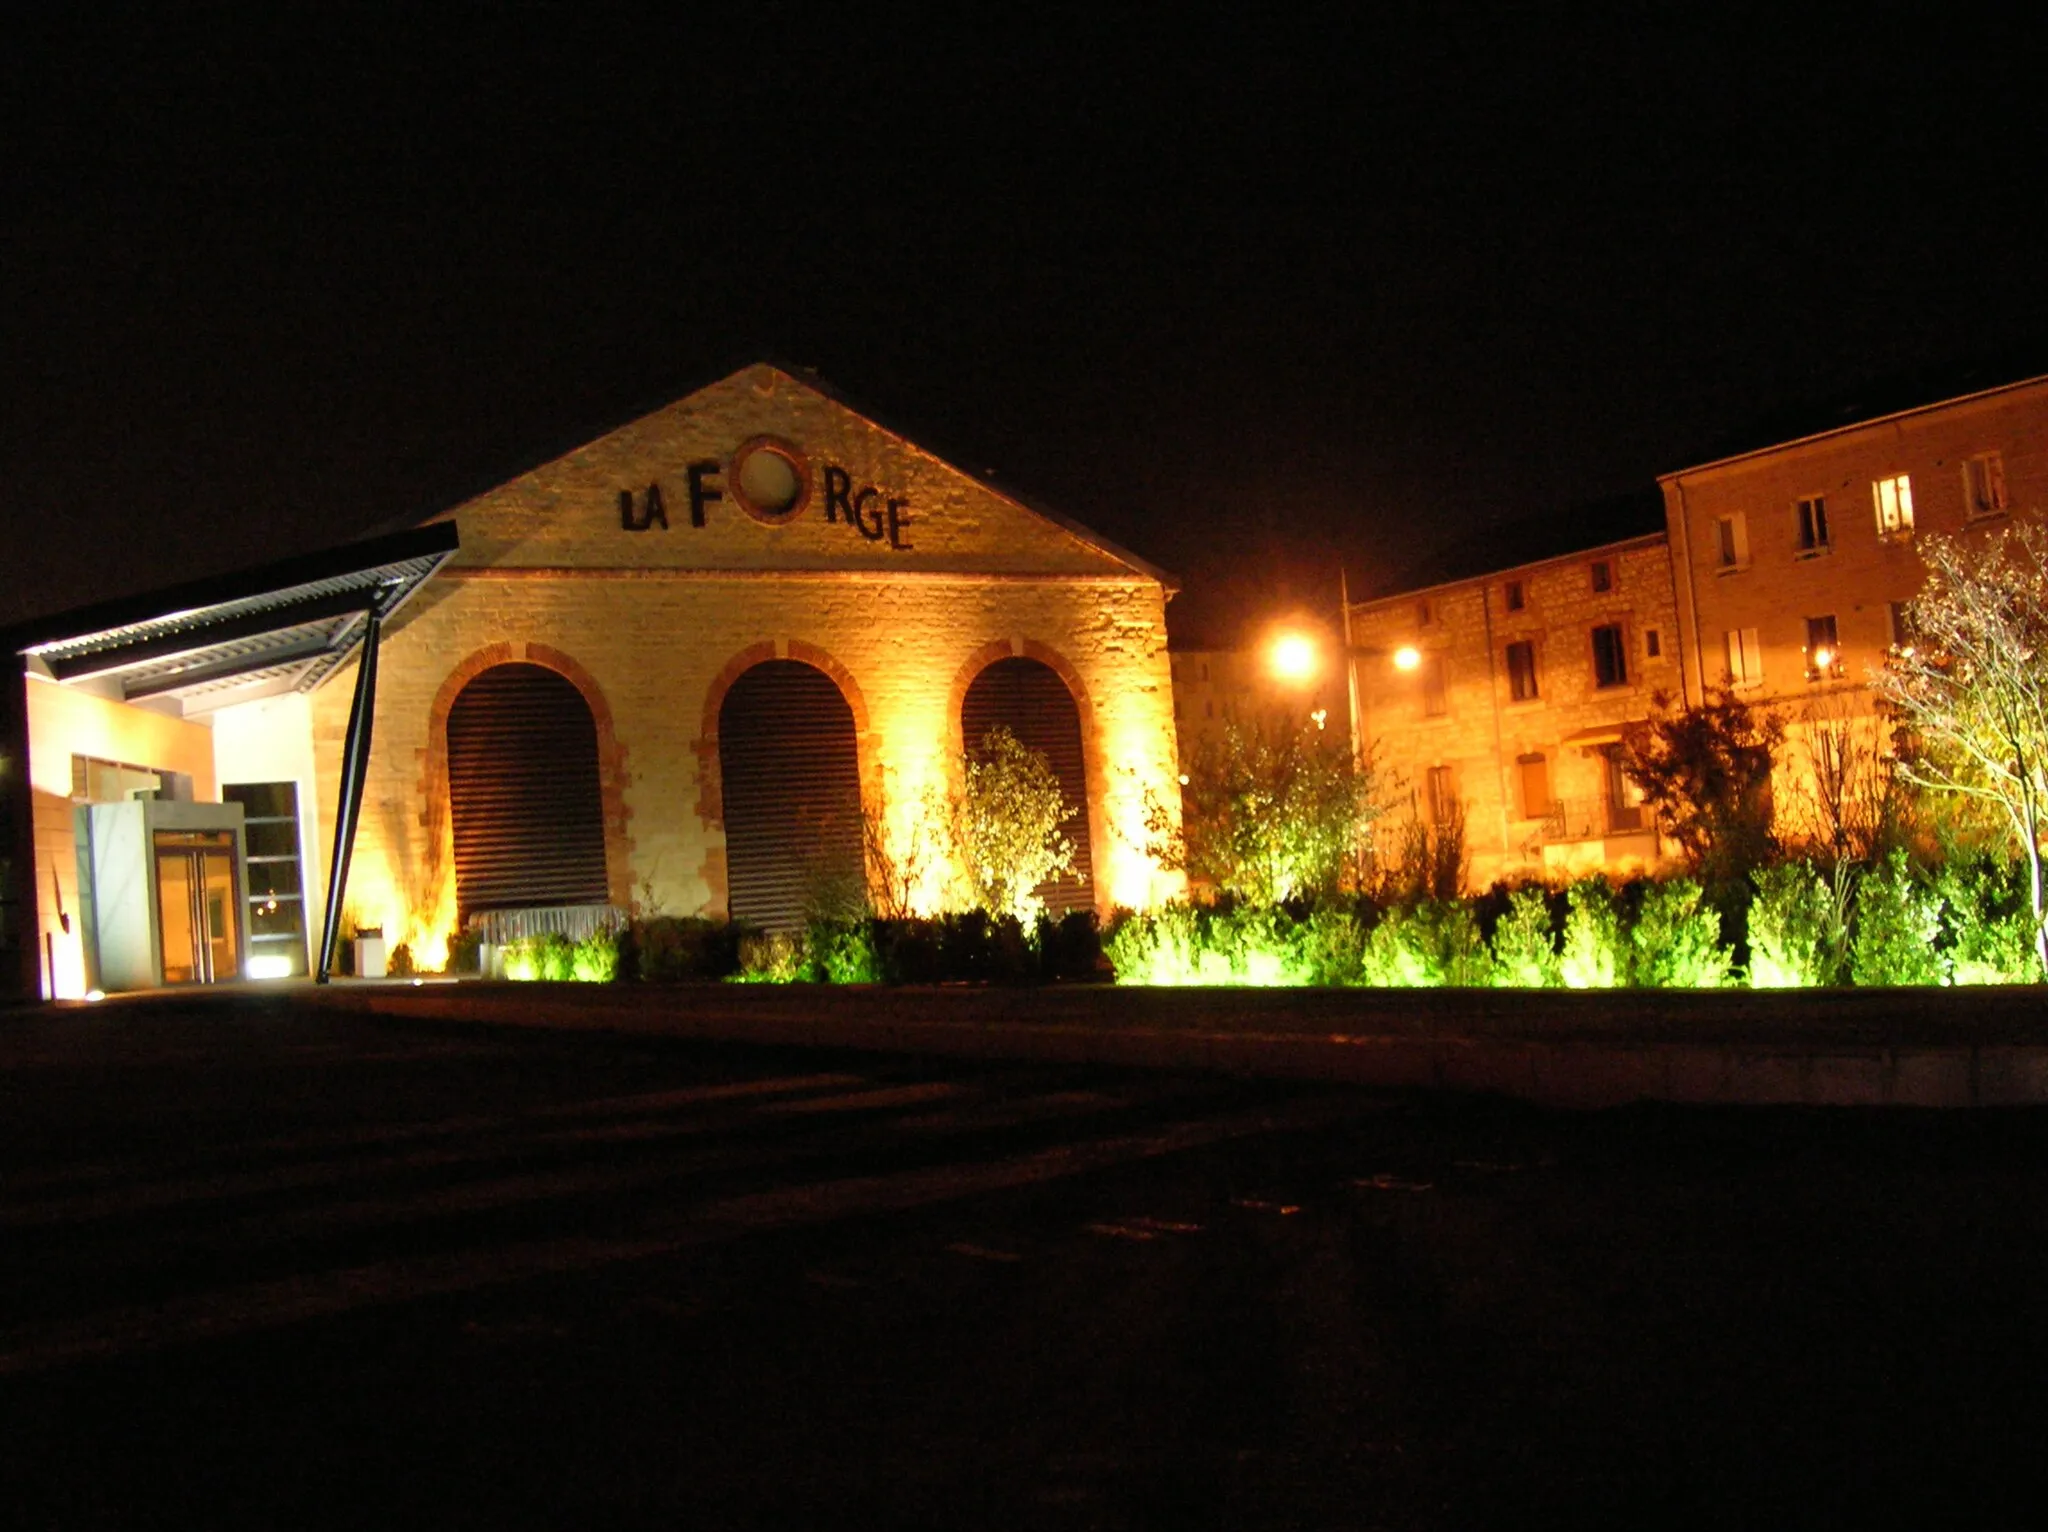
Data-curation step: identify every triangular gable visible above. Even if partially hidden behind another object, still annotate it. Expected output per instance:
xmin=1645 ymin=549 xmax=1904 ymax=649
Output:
xmin=439 ymin=363 xmax=1174 ymax=586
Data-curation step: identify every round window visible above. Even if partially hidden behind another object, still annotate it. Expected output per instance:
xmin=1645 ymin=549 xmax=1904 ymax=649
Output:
xmin=730 ymin=436 xmax=811 ymax=524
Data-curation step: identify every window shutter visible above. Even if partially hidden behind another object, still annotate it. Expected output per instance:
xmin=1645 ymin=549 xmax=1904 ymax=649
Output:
xmin=447 ymin=664 xmax=609 ymax=918
xmin=718 ymin=661 xmax=864 ymax=933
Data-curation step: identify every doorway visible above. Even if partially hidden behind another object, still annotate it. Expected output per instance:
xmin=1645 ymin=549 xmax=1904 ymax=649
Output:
xmin=154 ymin=830 xmax=242 ymax=984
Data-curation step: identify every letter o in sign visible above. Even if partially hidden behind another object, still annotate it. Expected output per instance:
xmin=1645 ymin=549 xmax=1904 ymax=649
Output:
xmin=730 ymin=436 xmax=811 ymax=525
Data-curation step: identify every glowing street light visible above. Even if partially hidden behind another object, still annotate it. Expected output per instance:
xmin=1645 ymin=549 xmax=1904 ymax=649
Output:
xmin=1392 ymin=644 xmax=1422 ymax=672
xmin=1270 ymin=630 xmax=1320 ymax=684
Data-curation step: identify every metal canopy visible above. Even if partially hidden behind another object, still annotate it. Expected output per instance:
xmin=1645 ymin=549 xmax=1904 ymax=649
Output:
xmin=9 ymin=523 xmax=459 ymax=715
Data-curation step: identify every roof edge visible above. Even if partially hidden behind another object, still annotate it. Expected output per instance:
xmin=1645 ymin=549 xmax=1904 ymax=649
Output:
xmin=1661 ymin=371 xmax=2048 ymax=483
xmin=1349 ymin=530 xmax=1670 ymax=612
xmin=5 ymin=522 xmax=461 ymax=653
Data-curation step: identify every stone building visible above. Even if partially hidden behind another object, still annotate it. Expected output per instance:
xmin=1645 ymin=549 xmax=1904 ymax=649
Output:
xmin=3 ymin=363 xmax=1185 ymax=998
xmin=1660 ymin=371 xmax=2048 ymax=849
xmin=1346 ymin=532 xmax=1679 ymax=888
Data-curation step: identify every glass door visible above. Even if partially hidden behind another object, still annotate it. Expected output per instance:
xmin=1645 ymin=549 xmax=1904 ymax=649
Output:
xmin=154 ymin=831 xmax=242 ymax=984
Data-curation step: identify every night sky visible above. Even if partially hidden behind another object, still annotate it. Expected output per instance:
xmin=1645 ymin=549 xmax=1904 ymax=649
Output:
xmin=8 ymin=10 xmax=2046 ymax=644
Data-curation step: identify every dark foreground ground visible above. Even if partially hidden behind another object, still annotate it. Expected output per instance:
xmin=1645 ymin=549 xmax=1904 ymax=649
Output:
xmin=5 ymin=995 xmax=2048 ymax=1530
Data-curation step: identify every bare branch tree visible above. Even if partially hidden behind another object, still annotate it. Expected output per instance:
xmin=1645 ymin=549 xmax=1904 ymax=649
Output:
xmin=1871 ymin=523 xmax=2048 ymax=976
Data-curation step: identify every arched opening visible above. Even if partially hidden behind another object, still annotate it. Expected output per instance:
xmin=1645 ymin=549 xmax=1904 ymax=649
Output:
xmin=960 ymin=656 xmax=1094 ymax=914
xmin=447 ymin=663 xmax=608 ymax=919
xmin=718 ymin=659 xmax=864 ymax=931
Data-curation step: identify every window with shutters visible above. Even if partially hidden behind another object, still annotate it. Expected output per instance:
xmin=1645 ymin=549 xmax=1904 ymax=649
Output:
xmin=1874 ymin=474 xmax=1914 ymax=538
xmin=1422 ymin=655 xmax=1448 ymax=716
xmin=960 ymin=657 xmax=1094 ymax=914
xmin=1714 ymin=513 xmax=1749 ymax=572
xmin=717 ymin=660 xmax=864 ymax=933
xmin=1794 ymin=495 xmax=1830 ymax=555
xmin=1724 ymin=627 xmax=1763 ymax=688
xmin=446 ymin=664 xmax=609 ymax=920
xmin=1506 ymin=640 xmax=1539 ymax=702
xmin=1516 ymin=753 xmax=1552 ymax=820
xmin=1426 ymin=764 xmax=1456 ymax=826
xmin=1964 ymin=452 xmax=2007 ymax=518
xmin=1591 ymin=624 xmax=1628 ymax=688
xmin=1805 ymin=614 xmax=1841 ymax=678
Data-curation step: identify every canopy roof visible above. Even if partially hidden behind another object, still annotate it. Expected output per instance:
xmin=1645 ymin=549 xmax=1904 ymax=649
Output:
xmin=7 ymin=524 xmax=458 ymax=715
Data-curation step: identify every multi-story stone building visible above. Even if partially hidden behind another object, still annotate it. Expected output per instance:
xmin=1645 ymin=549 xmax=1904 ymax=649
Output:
xmin=1662 ymin=372 xmax=2048 ymax=706
xmin=1319 ymin=369 xmax=2048 ymax=892
xmin=1345 ymin=532 xmax=1679 ymax=887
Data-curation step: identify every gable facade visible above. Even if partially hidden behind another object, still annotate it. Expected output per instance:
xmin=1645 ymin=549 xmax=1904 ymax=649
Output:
xmin=310 ymin=364 xmax=1183 ymax=961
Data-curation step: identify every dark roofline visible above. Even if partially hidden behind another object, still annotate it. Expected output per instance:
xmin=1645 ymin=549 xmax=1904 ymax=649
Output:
xmin=383 ymin=357 xmax=1179 ymax=593
xmin=1665 ymin=345 xmax=2048 ymax=480
xmin=4 ymin=522 xmax=460 ymax=653
xmin=1350 ymin=528 xmax=1669 ymax=611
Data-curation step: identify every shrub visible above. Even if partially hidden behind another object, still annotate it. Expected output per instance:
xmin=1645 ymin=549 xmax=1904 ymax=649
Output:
xmin=633 ymin=916 xmax=743 ymax=982
xmin=1292 ymin=904 xmax=1369 ymax=987
xmin=1935 ymin=857 xmax=2043 ymax=984
xmin=387 ymin=941 xmax=416 ymax=979
xmin=1034 ymin=909 xmax=1105 ymax=981
xmin=805 ymin=918 xmax=879 ymax=984
xmin=1746 ymin=861 xmax=1843 ymax=988
xmin=571 ymin=926 xmax=621 ymax=983
xmin=1559 ymin=876 xmax=1626 ymax=989
xmin=444 ymin=928 xmax=483 ymax=976
xmin=1360 ymin=901 xmax=1490 ymax=988
xmin=1630 ymin=878 xmax=1731 ymax=988
xmin=1105 ymin=903 xmax=1225 ymax=985
xmin=732 ymin=931 xmax=806 ymax=983
xmin=1851 ymin=851 xmax=1947 ymax=986
xmin=1490 ymin=887 xmax=1561 ymax=988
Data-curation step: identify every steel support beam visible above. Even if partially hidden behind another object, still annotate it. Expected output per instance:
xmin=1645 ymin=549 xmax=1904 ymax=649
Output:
xmin=314 ymin=609 xmax=381 ymax=983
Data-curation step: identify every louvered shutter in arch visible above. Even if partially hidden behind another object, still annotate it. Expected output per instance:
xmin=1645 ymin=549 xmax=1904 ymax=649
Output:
xmin=960 ymin=657 xmax=1094 ymax=914
xmin=447 ymin=664 xmax=609 ymax=919
xmin=718 ymin=660 xmax=865 ymax=932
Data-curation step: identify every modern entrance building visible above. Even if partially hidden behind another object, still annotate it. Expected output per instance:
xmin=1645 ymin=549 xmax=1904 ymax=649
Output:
xmin=1 ymin=363 xmax=1184 ymax=997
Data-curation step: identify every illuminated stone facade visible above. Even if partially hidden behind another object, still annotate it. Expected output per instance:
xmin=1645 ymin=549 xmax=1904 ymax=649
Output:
xmin=1347 ymin=534 xmax=1680 ymax=889
xmin=309 ymin=364 xmax=1183 ymax=960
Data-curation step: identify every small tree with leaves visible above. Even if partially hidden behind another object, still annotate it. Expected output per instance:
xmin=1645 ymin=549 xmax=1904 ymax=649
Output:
xmin=1157 ymin=717 xmax=1385 ymax=904
xmin=1619 ymin=687 xmax=1784 ymax=883
xmin=951 ymin=727 xmax=1076 ymax=924
xmin=1872 ymin=523 xmax=2048 ymax=977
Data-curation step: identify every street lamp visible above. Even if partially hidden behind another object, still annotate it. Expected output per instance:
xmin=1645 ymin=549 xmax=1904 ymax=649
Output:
xmin=1269 ymin=630 xmax=1321 ymax=684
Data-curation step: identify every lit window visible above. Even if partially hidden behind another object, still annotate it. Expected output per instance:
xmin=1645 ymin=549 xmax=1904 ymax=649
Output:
xmin=1591 ymin=559 xmax=1614 ymax=593
xmin=1805 ymin=614 xmax=1840 ymax=678
xmin=1591 ymin=623 xmax=1628 ymax=688
xmin=1504 ymin=580 xmax=1525 ymax=612
xmin=1874 ymin=474 xmax=1914 ymax=537
xmin=1714 ymin=514 xmax=1749 ymax=571
xmin=1964 ymin=452 xmax=2007 ymax=518
xmin=1794 ymin=495 xmax=1829 ymax=554
xmin=1506 ymin=640 xmax=1539 ymax=702
xmin=1422 ymin=656 xmax=1448 ymax=716
xmin=1724 ymin=627 xmax=1763 ymax=688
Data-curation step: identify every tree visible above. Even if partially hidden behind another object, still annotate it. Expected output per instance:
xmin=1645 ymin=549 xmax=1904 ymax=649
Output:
xmin=950 ymin=726 xmax=1075 ymax=923
xmin=1783 ymin=692 xmax=1904 ymax=866
xmin=1871 ymin=523 xmax=2048 ymax=976
xmin=1619 ymin=687 xmax=1784 ymax=882
xmin=1156 ymin=717 xmax=1385 ymax=904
